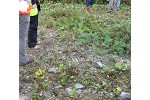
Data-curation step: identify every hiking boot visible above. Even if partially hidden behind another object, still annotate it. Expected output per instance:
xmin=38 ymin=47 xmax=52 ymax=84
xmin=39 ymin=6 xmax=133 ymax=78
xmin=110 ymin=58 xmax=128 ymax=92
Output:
xmin=107 ymin=11 xmax=112 ymax=13
xmin=19 ymin=57 xmax=34 ymax=66
xmin=27 ymin=57 xmax=34 ymax=64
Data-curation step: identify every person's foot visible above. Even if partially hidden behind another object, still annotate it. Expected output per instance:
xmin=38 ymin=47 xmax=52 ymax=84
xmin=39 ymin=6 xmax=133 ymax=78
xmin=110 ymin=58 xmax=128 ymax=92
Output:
xmin=107 ymin=11 xmax=112 ymax=13
xmin=19 ymin=57 xmax=34 ymax=66
xmin=34 ymin=45 xmax=40 ymax=49
xmin=85 ymin=7 xmax=88 ymax=13
xmin=36 ymin=41 xmax=41 ymax=45
xmin=27 ymin=57 xmax=34 ymax=64
xmin=28 ymin=45 xmax=35 ymax=49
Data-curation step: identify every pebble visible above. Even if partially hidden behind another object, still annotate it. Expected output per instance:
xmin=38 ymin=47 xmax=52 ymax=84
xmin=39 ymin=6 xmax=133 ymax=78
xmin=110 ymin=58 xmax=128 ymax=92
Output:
xmin=109 ymin=92 xmax=115 ymax=98
xmin=66 ymin=87 xmax=73 ymax=95
xmin=93 ymin=62 xmax=104 ymax=68
xmin=55 ymin=85 xmax=62 ymax=89
xmin=74 ymin=83 xmax=84 ymax=89
xmin=119 ymin=92 xmax=131 ymax=99
xmin=48 ymin=68 xmax=58 ymax=73
xmin=89 ymin=89 xmax=97 ymax=94
xmin=101 ymin=89 xmax=108 ymax=94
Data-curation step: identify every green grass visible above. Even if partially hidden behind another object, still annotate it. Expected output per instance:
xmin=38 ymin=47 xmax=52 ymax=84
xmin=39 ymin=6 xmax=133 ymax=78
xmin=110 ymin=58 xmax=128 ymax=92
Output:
xmin=19 ymin=3 xmax=131 ymax=99
xmin=39 ymin=3 xmax=131 ymax=57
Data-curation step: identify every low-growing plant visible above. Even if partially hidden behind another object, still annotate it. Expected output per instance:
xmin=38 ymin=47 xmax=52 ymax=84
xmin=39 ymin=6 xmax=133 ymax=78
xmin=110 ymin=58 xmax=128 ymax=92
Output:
xmin=33 ymin=68 xmax=47 ymax=94
xmin=39 ymin=3 xmax=130 ymax=56
xmin=58 ymin=63 xmax=78 ymax=86
xmin=71 ymin=86 xmax=78 ymax=99
xmin=32 ymin=92 xmax=43 ymax=100
xmin=34 ymin=68 xmax=45 ymax=80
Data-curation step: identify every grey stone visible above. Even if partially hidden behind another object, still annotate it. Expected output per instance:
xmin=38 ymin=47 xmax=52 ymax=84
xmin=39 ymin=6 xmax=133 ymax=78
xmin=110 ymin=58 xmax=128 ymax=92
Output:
xmin=66 ymin=87 xmax=73 ymax=95
xmin=19 ymin=95 xmax=27 ymax=100
xmin=55 ymin=85 xmax=62 ymax=89
xmin=40 ymin=91 xmax=46 ymax=96
xmin=89 ymin=89 xmax=97 ymax=94
xmin=77 ymin=89 xmax=82 ymax=94
xmin=74 ymin=83 xmax=84 ymax=89
xmin=119 ymin=92 xmax=131 ymax=100
xmin=109 ymin=92 xmax=115 ymax=98
xmin=101 ymin=89 xmax=108 ymax=94
xmin=93 ymin=62 xmax=104 ymax=68
xmin=26 ymin=76 xmax=30 ymax=79
xmin=48 ymin=68 xmax=58 ymax=73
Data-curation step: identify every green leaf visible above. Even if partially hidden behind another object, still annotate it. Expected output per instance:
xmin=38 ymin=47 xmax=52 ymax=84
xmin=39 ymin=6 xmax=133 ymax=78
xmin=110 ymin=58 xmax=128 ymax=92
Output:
xmin=40 ymin=76 xmax=45 ymax=80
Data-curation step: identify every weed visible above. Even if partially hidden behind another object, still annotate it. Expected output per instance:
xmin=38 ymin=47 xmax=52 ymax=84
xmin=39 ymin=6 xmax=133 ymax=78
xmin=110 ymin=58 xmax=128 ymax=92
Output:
xmin=33 ymin=68 xmax=47 ymax=99
xmin=34 ymin=68 xmax=45 ymax=80
xmin=39 ymin=3 xmax=130 ymax=56
xmin=31 ymin=90 xmax=43 ymax=100
xmin=71 ymin=86 xmax=78 ymax=99
xmin=58 ymin=63 xmax=78 ymax=86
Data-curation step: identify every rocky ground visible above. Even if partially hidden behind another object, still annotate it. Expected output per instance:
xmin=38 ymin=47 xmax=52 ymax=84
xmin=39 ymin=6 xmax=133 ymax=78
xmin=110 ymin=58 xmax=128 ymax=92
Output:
xmin=19 ymin=27 xmax=131 ymax=100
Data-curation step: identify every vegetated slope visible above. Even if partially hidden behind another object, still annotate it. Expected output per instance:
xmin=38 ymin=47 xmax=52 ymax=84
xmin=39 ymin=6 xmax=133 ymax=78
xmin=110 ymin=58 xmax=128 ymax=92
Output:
xmin=19 ymin=3 xmax=131 ymax=100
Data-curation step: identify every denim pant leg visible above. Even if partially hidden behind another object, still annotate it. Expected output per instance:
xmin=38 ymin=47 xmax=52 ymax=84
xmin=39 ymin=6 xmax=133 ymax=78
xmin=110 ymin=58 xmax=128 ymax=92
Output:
xmin=117 ymin=0 xmax=121 ymax=9
xmin=19 ymin=14 xmax=30 ymax=65
xmin=86 ymin=0 xmax=93 ymax=7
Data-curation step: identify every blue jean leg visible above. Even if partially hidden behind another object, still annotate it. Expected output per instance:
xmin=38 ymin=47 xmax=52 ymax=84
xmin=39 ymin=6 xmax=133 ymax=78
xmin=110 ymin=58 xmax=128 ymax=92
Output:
xmin=117 ymin=0 xmax=121 ymax=9
xmin=86 ymin=0 xmax=94 ymax=7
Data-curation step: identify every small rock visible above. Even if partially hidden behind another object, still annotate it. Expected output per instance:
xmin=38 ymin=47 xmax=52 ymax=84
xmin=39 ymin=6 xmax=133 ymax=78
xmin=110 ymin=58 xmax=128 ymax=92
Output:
xmin=19 ymin=95 xmax=27 ymax=100
xmin=83 ymin=89 xmax=89 ymax=93
xmin=74 ymin=83 xmax=84 ymax=89
xmin=109 ymin=92 xmax=115 ymax=98
xmin=40 ymin=91 xmax=44 ymax=96
xmin=72 ymin=57 xmax=79 ymax=63
xmin=93 ymin=62 xmax=104 ymax=68
xmin=26 ymin=76 xmax=30 ymax=79
xmin=89 ymin=89 xmax=97 ymax=94
xmin=35 ymin=66 xmax=39 ymax=68
xmin=77 ymin=89 xmax=82 ymax=94
xmin=66 ymin=87 xmax=73 ymax=95
xmin=101 ymin=89 xmax=108 ymax=94
xmin=48 ymin=68 xmax=58 ymax=73
xmin=119 ymin=92 xmax=131 ymax=100
xmin=55 ymin=85 xmax=62 ymax=89
xmin=44 ymin=78 xmax=48 ymax=82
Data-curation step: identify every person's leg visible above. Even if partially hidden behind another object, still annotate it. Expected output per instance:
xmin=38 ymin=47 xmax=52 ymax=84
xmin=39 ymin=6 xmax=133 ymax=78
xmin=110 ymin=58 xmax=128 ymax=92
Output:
xmin=90 ymin=0 xmax=94 ymax=6
xmin=108 ymin=0 xmax=114 ymax=12
xmin=28 ymin=16 xmax=37 ymax=48
xmin=19 ymin=14 xmax=30 ymax=66
xmin=113 ymin=0 xmax=117 ymax=11
xmin=32 ymin=15 xmax=38 ymax=45
xmin=117 ymin=0 xmax=121 ymax=10
xmin=86 ymin=0 xmax=91 ymax=7
xmin=85 ymin=0 xmax=91 ymax=12
xmin=28 ymin=16 xmax=34 ymax=48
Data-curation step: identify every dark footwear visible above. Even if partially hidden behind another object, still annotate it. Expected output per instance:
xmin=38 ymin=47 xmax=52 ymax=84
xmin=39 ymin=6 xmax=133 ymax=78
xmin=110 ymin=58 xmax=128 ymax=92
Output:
xmin=28 ymin=43 xmax=36 ymax=48
xmin=19 ymin=57 xmax=34 ymax=66
xmin=28 ymin=45 xmax=34 ymax=49
xmin=107 ymin=11 xmax=112 ymax=13
xmin=27 ymin=57 xmax=34 ymax=64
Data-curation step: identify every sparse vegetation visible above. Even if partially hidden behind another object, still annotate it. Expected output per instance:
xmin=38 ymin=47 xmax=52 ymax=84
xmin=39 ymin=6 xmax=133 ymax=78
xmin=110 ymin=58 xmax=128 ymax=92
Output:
xmin=19 ymin=2 xmax=131 ymax=100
